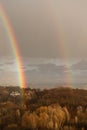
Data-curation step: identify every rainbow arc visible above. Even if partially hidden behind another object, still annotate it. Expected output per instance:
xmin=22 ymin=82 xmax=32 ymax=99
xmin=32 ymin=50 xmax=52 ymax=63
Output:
xmin=0 ymin=1 xmax=72 ymax=88
xmin=0 ymin=4 xmax=26 ymax=88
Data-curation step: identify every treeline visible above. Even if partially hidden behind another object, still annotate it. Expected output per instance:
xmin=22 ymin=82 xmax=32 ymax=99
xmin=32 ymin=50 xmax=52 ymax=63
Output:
xmin=1 ymin=87 xmax=87 ymax=113
xmin=1 ymin=86 xmax=87 ymax=111
xmin=25 ymin=87 xmax=87 ymax=113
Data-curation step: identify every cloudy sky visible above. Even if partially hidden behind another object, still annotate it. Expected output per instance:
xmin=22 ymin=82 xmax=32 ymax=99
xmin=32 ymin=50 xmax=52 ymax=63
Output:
xmin=0 ymin=0 xmax=87 ymax=87
xmin=1 ymin=0 xmax=87 ymax=59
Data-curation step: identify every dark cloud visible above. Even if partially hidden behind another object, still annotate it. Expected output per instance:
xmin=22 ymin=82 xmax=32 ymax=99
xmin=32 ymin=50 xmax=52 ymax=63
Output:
xmin=71 ymin=59 xmax=87 ymax=70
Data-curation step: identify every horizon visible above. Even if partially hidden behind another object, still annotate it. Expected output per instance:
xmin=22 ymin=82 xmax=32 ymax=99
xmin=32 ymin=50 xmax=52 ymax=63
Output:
xmin=0 ymin=56 xmax=87 ymax=88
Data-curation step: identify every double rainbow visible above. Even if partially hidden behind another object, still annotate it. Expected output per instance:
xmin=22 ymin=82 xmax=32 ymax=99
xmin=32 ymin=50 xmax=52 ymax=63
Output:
xmin=0 ymin=4 xmax=26 ymax=88
xmin=0 ymin=1 xmax=71 ymax=88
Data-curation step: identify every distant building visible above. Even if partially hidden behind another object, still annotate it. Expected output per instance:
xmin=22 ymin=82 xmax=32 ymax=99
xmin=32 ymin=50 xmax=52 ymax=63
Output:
xmin=10 ymin=91 xmax=20 ymax=97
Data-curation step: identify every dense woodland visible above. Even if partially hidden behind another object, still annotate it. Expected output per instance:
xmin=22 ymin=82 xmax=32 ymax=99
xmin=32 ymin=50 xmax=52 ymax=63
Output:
xmin=0 ymin=86 xmax=87 ymax=130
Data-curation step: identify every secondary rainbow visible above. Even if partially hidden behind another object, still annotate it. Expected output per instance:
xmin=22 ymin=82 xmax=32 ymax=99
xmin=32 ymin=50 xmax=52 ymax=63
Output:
xmin=48 ymin=0 xmax=72 ymax=87
xmin=0 ymin=4 xmax=26 ymax=88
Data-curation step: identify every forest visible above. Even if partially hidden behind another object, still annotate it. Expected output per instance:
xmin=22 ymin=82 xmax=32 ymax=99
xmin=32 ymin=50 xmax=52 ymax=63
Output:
xmin=0 ymin=86 xmax=87 ymax=130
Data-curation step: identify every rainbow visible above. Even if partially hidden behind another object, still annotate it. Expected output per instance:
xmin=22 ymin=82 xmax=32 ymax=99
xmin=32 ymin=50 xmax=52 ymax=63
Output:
xmin=0 ymin=1 xmax=72 ymax=89
xmin=0 ymin=4 xmax=26 ymax=88
xmin=48 ymin=0 xmax=72 ymax=87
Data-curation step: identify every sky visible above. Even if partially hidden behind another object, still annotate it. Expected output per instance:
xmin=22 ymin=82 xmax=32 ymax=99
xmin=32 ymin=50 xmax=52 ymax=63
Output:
xmin=1 ymin=0 xmax=87 ymax=59
xmin=0 ymin=0 xmax=87 ymax=87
